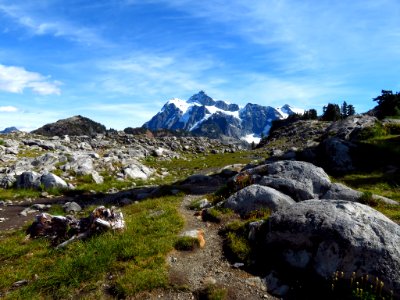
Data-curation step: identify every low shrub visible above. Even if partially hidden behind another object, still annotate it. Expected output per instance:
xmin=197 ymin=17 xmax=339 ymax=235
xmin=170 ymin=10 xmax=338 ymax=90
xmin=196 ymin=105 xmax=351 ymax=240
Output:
xmin=384 ymin=122 xmax=400 ymax=135
xmin=357 ymin=122 xmax=387 ymax=140
xmin=358 ymin=191 xmax=379 ymax=207
xmin=174 ymin=236 xmax=200 ymax=251
xmin=197 ymin=284 xmax=228 ymax=300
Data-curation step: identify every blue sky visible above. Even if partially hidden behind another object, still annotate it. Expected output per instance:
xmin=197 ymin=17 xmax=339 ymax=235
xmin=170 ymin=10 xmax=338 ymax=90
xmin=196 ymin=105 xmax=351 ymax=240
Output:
xmin=0 ymin=0 xmax=400 ymax=131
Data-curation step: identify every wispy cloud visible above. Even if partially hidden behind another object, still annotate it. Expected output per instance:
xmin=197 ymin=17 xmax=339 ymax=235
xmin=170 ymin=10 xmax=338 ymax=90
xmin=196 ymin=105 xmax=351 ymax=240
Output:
xmin=0 ymin=2 xmax=108 ymax=46
xmin=0 ymin=105 xmax=18 ymax=112
xmin=95 ymin=53 xmax=224 ymax=97
xmin=0 ymin=64 xmax=61 ymax=95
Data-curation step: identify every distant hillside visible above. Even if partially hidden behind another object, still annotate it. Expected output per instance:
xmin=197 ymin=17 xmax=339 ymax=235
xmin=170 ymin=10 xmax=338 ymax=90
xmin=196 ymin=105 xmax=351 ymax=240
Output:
xmin=31 ymin=115 xmax=107 ymax=137
xmin=0 ymin=127 xmax=19 ymax=134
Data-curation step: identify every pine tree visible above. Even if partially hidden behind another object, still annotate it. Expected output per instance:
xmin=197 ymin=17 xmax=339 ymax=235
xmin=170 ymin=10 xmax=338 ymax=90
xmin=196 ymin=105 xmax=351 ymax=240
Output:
xmin=347 ymin=105 xmax=356 ymax=116
xmin=322 ymin=103 xmax=341 ymax=121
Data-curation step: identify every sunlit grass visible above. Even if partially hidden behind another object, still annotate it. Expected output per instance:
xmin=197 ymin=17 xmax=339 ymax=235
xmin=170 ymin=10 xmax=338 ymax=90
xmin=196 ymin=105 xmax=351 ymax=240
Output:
xmin=0 ymin=195 xmax=184 ymax=299
xmin=143 ymin=150 xmax=262 ymax=184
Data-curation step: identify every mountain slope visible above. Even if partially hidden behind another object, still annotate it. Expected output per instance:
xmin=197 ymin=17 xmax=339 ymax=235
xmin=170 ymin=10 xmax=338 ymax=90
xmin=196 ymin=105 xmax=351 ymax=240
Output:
xmin=143 ymin=91 xmax=303 ymax=142
xmin=0 ymin=127 xmax=19 ymax=134
xmin=31 ymin=115 xmax=107 ymax=136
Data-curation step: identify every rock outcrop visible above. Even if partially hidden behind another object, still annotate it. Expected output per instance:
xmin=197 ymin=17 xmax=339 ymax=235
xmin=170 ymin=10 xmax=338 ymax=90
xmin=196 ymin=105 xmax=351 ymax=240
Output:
xmin=262 ymin=200 xmax=400 ymax=298
xmin=225 ymin=160 xmax=398 ymax=216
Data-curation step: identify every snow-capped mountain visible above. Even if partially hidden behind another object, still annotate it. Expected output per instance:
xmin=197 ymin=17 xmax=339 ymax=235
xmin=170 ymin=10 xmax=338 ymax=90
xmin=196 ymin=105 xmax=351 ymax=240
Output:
xmin=143 ymin=91 xmax=304 ymax=142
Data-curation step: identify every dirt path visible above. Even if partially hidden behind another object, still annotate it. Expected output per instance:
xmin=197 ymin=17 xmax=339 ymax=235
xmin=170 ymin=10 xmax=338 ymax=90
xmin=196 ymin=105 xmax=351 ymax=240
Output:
xmin=141 ymin=194 xmax=276 ymax=300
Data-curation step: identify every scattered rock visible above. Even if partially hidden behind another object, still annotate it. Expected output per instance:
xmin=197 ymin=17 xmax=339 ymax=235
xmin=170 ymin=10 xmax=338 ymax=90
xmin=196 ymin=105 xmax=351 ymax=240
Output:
xmin=27 ymin=206 xmax=125 ymax=247
xmin=40 ymin=173 xmax=68 ymax=190
xmin=62 ymin=202 xmax=82 ymax=214
xmin=12 ymin=279 xmax=29 ymax=288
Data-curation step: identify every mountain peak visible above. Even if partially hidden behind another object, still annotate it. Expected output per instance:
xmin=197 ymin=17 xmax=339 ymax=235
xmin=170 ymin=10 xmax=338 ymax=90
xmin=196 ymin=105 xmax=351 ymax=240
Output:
xmin=187 ymin=91 xmax=215 ymax=106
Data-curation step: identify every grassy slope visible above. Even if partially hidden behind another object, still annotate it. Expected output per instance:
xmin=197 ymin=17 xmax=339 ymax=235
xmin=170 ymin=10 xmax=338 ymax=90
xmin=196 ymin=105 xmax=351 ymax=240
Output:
xmin=0 ymin=195 xmax=184 ymax=299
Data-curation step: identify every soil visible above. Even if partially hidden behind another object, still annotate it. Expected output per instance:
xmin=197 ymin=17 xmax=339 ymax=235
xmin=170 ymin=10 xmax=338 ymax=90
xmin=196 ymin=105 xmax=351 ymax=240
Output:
xmin=133 ymin=194 xmax=278 ymax=300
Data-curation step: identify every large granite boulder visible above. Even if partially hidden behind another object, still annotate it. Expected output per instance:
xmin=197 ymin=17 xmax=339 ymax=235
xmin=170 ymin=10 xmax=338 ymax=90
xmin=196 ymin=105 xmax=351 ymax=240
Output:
xmin=319 ymin=137 xmax=355 ymax=173
xmin=224 ymin=184 xmax=295 ymax=217
xmin=262 ymin=200 xmax=400 ymax=298
xmin=243 ymin=160 xmax=332 ymax=201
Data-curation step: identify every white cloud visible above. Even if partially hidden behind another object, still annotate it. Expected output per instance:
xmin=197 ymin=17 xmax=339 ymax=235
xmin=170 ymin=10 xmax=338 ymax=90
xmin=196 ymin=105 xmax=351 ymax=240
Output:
xmin=0 ymin=3 xmax=108 ymax=46
xmin=95 ymin=53 xmax=222 ymax=97
xmin=0 ymin=105 xmax=18 ymax=112
xmin=0 ymin=64 xmax=61 ymax=95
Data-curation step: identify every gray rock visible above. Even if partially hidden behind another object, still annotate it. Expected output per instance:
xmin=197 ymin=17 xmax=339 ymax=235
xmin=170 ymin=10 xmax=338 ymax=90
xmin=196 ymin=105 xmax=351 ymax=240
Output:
xmin=198 ymin=198 xmax=211 ymax=209
xmin=250 ymin=160 xmax=332 ymax=201
xmin=224 ymin=184 xmax=295 ymax=217
xmin=63 ymin=201 xmax=82 ymax=213
xmin=124 ymin=163 xmax=153 ymax=180
xmin=91 ymin=171 xmax=104 ymax=184
xmin=0 ymin=175 xmax=16 ymax=188
xmin=183 ymin=174 xmax=213 ymax=184
xmin=326 ymin=115 xmax=378 ymax=141
xmin=264 ymin=271 xmax=290 ymax=297
xmin=321 ymin=182 xmax=362 ymax=201
xmin=40 ymin=173 xmax=68 ymax=190
xmin=31 ymin=204 xmax=51 ymax=211
xmin=16 ymin=171 xmax=41 ymax=189
xmin=320 ymin=137 xmax=355 ymax=173
xmin=263 ymin=200 xmax=400 ymax=297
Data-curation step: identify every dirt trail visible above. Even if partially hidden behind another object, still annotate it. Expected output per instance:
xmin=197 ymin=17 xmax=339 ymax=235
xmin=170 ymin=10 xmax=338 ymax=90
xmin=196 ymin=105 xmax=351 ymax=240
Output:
xmin=141 ymin=194 xmax=276 ymax=300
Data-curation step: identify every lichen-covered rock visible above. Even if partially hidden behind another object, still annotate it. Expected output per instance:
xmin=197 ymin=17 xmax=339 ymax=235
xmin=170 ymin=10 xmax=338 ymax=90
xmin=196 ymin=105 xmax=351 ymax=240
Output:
xmin=243 ymin=160 xmax=332 ymax=201
xmin=262 ymin=200 xmax=400 ymax=298
xmin=224 ymin=184 xmax=295 ymax=216
xmin=326 ymin=115 xmax=378 ymax=141
xmin=40 ymin=172 xmax=68 ymax=190
xmin=321 ymin=182 xmax=362 ymax=202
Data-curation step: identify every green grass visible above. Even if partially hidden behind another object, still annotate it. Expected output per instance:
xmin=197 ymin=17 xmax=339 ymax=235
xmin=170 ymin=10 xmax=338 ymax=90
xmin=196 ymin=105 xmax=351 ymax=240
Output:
xmin=336 ymin=172 xmax=400 ymax=223
xmin=197 ymin=284 xmax=228 ymax=300
xmin=0 ymin=188 xmax=42 ymax=201
xmin=73 ymin=173 xmax=144 ymax=193
xmin=174 ymin=236 xmax=200 ymax=251
xmin=0 ymin=195 xmax=184 ymax=299
xmin=143 ymin=151 xmax=261 ymax=184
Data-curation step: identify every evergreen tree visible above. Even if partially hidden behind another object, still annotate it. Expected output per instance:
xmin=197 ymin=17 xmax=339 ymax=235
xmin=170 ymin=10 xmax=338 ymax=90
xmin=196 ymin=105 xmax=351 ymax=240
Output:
xmin=322 ymin=103 xmax=341 ymax=121
xmin=303 ymin=109 xmax=318 ymax=120
xmin=373 ymin=90 xmax=400 ymax=119
xmin=347 ymin=105 xmax=356 ymax=116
